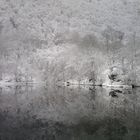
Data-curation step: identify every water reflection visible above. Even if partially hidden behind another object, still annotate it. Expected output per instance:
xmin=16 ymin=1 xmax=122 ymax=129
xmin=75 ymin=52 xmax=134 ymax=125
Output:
xmin=0 ymin=85 xmax=140 ymax=140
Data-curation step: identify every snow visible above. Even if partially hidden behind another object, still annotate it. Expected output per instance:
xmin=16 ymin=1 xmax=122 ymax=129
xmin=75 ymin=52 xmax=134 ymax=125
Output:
xmin=0 ymin=0 xmax=139 ymax=86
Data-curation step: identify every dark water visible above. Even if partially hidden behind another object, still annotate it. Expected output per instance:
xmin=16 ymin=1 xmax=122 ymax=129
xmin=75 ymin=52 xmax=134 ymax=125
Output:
xmin=0 ymin=85 xmax=140 ymax=140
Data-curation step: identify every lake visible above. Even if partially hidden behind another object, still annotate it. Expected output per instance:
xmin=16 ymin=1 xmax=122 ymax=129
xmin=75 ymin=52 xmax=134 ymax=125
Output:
xmin=0 ymin=85 xmax=140 ymax=140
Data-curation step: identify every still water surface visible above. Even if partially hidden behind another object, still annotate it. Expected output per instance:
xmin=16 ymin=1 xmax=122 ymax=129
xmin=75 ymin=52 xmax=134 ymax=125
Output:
xmin=0 ymin=85 xmax=140 ymax=140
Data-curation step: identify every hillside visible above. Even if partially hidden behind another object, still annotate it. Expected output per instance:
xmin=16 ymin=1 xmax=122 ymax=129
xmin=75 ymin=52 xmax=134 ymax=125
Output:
xmin=0 ymin=0 xmax=140 ymax=86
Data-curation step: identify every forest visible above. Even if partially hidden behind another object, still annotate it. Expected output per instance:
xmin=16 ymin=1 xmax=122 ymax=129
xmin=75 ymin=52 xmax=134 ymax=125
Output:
xmin=0 ymin=0 xmax=140 ymax=87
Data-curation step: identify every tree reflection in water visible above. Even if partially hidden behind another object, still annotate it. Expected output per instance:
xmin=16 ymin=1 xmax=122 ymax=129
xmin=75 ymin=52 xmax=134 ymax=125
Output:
xmin=0 ymin=85 xmax=139 ymax=140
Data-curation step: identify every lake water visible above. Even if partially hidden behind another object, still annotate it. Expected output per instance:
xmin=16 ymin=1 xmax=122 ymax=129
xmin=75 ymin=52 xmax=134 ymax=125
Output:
xmin=0 ymin=85 xmax=140 ymax=140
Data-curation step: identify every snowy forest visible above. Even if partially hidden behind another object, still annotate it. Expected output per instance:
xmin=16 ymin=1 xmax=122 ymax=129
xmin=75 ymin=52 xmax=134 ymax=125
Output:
xmin=0 ymin=0 xmax=140 ymax=87
xmin=1 ymin=1 xmax=140 ymax=140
